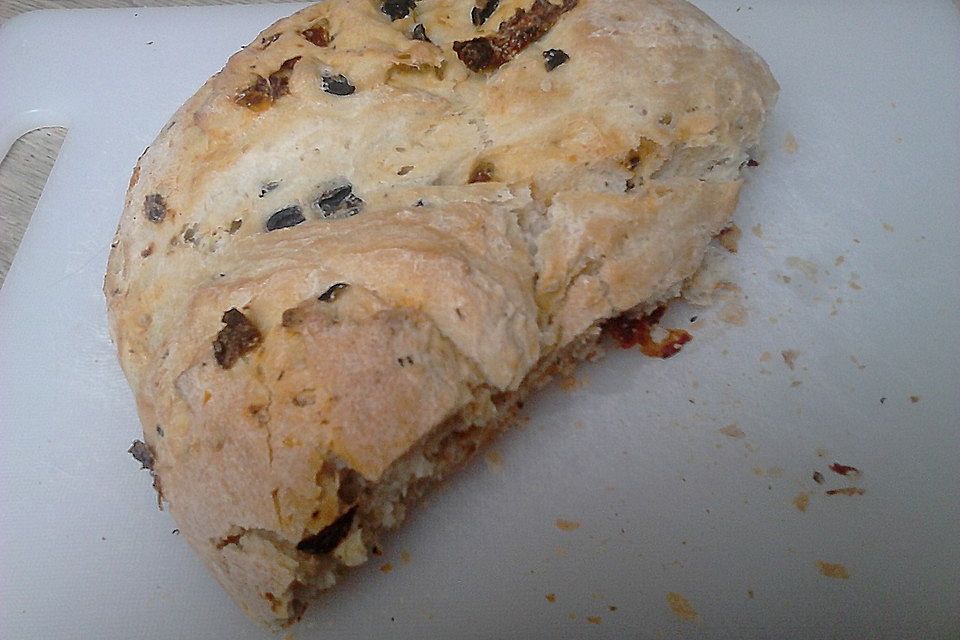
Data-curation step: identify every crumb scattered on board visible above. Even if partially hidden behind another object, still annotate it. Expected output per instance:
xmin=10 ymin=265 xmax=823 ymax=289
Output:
xmin=380 ymin=563 xmax=393 ymax=574
xmin=400 ymin=550 xmax=411 ymax=565
xmin=717 ymin=224 xmax=742 ymax=253
xmin=587 ymin=616 xmax=602 ymax=625
xmin=793 ymin=492 xmax=810 ymax=512
xmin=835 ymin=255 xmax=845 ymax=266
xmin=718 ymin=423 xmax=745 ymax=439
xmin=666 ymin=592 xmax=699 ymax=621
xmin=751 ymin=224 xmax=763 ymax=238
xmin=910 ymin=395 xmax=921 ymax=403
xmin=719 ymin=301 xmax=748 ymax=326
xmin=826 ymin=487 xmax=865 ymax=496
xmin=813 ymin=471 xmax=825 ymax=484
xmin=785 ymin=256 xmax=818 ymax=283
xmin=484 ymin=450 xmax=504 ymax=473
xmin=783 ymin=131 xmax=798 ymax=154
xmin=781 ymin=350 xmax=800 ymax=370
xmin=817 ymin=561 xmax=850 ymax=579
xmin=546 ymin=593 xmax=557 ymax=603
xmin=555 ymin=518 xmax=581 ymax=532
xmin=759 ymin=351 xmax=771 ymax=362
xmin=828 ymin=462 xmax=861 ymax=478
xmin=883 ymin=223 xmax=894 ymax=232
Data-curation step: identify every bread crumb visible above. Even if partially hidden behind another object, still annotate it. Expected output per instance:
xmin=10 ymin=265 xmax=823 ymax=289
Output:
xmin=781 ymin=350 xmax=799 ymax=370
xmin=751 ymin=223 xmax=763 ymax=238
xmin=817 ymin=561 xmax=849 ymax=579
xmin=717 ymin=224 xmax=742 ymax=253
xmin=546 ymin=593 xmax=557 ymax=603
xmin=848 ymin=279 xmax=862 ymax=291
xmin=783 ymin=131 xmax=797 ymax=154
xmin=785 ymin=256 xmax=818 ymax=283
xmin=790 ymin=380 xmax=802 ymax=388
xmin=555 ymin=518 xmax=581 ymax=532
xmin=759 ymin=351 xmax=771 ymax=362
xmin=835 ymin=255 xmax=845 ymax=266
xmin=666 ymin=592 xmax=699 ymax=621
xmin=559 ymin=375 xmax=579 ymax=391
xmin=484 ymin=450 xmax=504 ymax=473
xmin=555 ymin=545 xmax=568 ymax=557
xmin=380 ymin=563 xmax=393 ymax=573
xmin=718 ymin=423 xmax=745 ymax=439
xmin=587 ymin=616 xmax=602 ymax=625
xmin=910 ymin=395 xmax=921 ymax=403
xmin=882 ymin=223 xmax=894 ymax=232
xmin=751 ymin=466 xmax=764 ymax=476
xmin=718 ymin=301 xmax=747 ymax=326
xmin=400 ymin=550 xmax=411 ymax=565
xmin=747 ymin=589 xmax=754 ymax=599
xmin=792 ymin=492 xmax=810 ymax=512
xmin=825 ymin=487 xmax=864 ymax=496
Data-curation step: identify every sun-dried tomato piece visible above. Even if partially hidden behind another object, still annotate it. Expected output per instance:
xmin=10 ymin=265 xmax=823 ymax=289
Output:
xmin=213 ymin=308 xmax=263 ymax=369
xmin=301 ymin=20 xmax=331 ymax=47
xmin=468 ymin=161 xmax=495 ymax=183
xmin=234 ymin=57 xmax=301 ymax=111
xmin=602 ymin=306 xmax=693 ymax=358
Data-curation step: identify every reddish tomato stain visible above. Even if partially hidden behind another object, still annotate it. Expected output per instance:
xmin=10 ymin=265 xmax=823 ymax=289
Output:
xmin=829 ymin=463 xmax=861 ymax=476
xmin=602 ymin=306 xmax=693 ymax=358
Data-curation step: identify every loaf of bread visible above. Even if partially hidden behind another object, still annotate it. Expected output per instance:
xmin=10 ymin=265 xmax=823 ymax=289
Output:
xmin=105 ymin=0 xmax=777 ymax=626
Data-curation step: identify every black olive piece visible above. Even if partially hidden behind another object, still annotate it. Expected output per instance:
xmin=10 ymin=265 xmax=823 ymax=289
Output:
xmin=471 ymin=0 xmax=500 ymax=27
xmin=411 ymin=23 xmax=430 ymax=42
xmin=265 ymin=205 xmax=305 ymax=231
xmin=381 ymin=0 xmax=416 ymax=21
xmin=128 ymin=440 xmax=155 ymax=470
xmin=144 ymin=194 xmax=167 ymax=223
xmin=319 ymin=282 xmax=349 ymax=302
xmin=321 ymin=73 xmax=356 ymax=96
xmin=316 ymin=184 xmax=364 ymax=218
xmin=297 ymin=506 xmax=358 ymax=555
xmin=542 ymin=48 xmax=569 ymax=71
xmin=259 ymin=181 xmax=280 ymax=197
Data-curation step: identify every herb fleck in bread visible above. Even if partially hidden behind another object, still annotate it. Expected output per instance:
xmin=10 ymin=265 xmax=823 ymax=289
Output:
xmin=105 ymin=0 xmax=777 ymax=626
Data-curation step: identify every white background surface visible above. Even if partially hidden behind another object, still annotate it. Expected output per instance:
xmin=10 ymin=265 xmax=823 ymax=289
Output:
xmin=0 ymin=2 xmax=958 ymax=638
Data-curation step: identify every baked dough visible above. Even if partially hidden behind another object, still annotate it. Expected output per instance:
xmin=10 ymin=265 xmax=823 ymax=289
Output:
xmin=105 ymin=0 xmax=777 ymax=626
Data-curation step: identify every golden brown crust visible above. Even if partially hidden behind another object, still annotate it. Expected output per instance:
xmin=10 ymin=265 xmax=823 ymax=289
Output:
xmin=104 ymin=0 xmax=777 ymax=626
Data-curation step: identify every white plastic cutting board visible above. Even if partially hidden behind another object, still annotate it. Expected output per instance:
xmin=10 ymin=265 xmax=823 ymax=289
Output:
xmin=1 ymin=2 xmax=958 ymax=638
